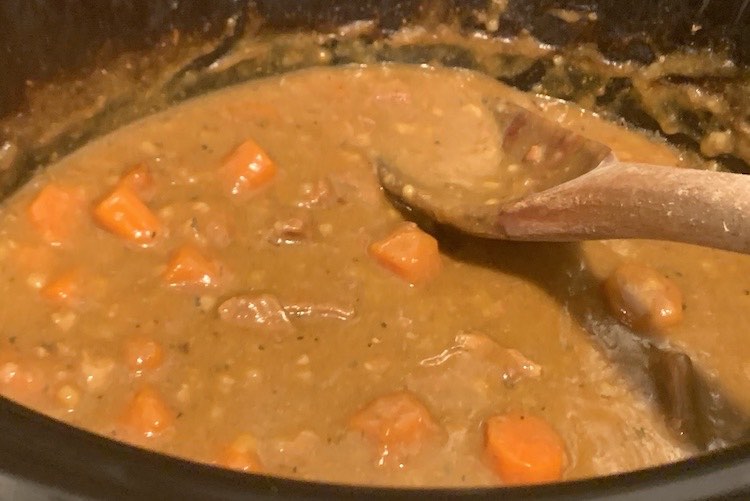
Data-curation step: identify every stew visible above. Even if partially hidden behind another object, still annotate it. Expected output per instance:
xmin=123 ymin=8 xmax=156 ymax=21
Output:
xmin=0 ymin=64 xmax=748 ymax=487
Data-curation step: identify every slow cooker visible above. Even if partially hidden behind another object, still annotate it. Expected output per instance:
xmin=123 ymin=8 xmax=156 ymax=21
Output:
xmin=1 ymin=1 xmax=748 ymax=499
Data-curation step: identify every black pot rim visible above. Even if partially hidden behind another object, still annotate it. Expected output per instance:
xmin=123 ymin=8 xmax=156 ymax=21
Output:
xmin=1 ymin=395 xmax=748 ymax=500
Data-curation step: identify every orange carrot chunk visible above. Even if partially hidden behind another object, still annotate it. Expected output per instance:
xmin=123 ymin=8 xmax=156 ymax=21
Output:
xmin=93 ymin=185 xmax=161 ymax=246
xmin=27 ymin=184 xmax=84 ymax=246
xmin=118 ymin=163 xmax=156 ymax=202
xmin=41 ymin=269 xmax=83 ymax=308
xmin=604 ymin=263 xmax=684 ymax=331
xmin=484 ymin=413 xmax=566 ymax=485
xmin=369 ymin=223 xmax=442 ymax=284
xmin=349 ymin=391 xmax=438 ymax=457
xmin=120 ymin=386 xmax=175 ymax=438
xmin=162 ymin=245 xmax=221 ymax=289
xmin=216 ymin=434 xmax=263 ymax=473
xmin=123 ymin=336 xmax=164 ymax=373
xmin=219 ymin=138 xmax=277 ymax=196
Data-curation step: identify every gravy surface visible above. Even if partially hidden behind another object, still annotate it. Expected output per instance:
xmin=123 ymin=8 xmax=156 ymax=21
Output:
xmin=0 ymin=64 xmax=748 ymax=486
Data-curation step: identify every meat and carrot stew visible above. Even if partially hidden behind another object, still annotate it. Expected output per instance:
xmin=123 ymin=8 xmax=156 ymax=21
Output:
xmin=0 ymin=64 xmax=749 ymax=487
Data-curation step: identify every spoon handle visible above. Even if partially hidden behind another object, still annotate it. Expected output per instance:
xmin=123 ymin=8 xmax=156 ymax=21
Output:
xmin=497 ymin=161 xmax=750 ymax=254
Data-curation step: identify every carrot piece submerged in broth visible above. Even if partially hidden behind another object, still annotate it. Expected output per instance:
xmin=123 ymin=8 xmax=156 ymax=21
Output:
xmin=484 ymin=413 xmax=566 ymax=485
xmin=120 ymin=386 xmax=176 ymax=438
xmin=349 ymin=391 xmax=439 ymax=460
xmin=162 ymin=245 xmax=222 ymax=289
xmin=218 ymin=138 xmax=277 ymax=196
xmin=216 ymin=433 xmax=264 ymax=473
xmin=93 ymin=185 xmax=161 ymax=247
xmin=123 ymin=335 xmax=164 ymax=373
xmin=369 ymin=223 xmax=442 ymax=285
xmin=41 ymin=269 xmax=84 ymax=308
xmin=27 ymin=184 xmax=85 ymax=246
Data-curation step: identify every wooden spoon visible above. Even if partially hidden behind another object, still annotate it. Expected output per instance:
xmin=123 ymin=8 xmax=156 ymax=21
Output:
xmin=376 ymin=100 xmax=750 ymax=254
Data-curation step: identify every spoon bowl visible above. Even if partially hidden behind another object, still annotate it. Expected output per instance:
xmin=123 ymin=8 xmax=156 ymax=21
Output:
xmin=376 ymin=100 xmax=750 ymax=254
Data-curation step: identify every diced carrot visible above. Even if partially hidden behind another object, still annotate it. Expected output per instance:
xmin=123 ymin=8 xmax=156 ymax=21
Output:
xmin=123 ymin=336 xmax=164 ymax=373
xmin=218 ymin=138 xmax=277 ymax=196
xmin=162 ymin=245 xmax=221 ymax=289
xmin=41 ymin=269 xmax=83 ymax=308
xmin=93 ymin=185 xmax=161 ymax=246
xmin=484 ymin=413 xmax=566 ymax=485
xmin=27 ymin=184 xmax=85 ymax=246
xmin=369 ymin=223 xmax=442 ymax=284
xmin=604 ymin=263 xmax=684 ymax=331
xmin=118 ymin=163 xmax=156 ymax=202
xmin=216 ymin=433 xmax=263 ymax=473
xmin=349 ymin=391 xmax=438 ymax=458
xmin=120 ymin=386 xmax=176 ymax=438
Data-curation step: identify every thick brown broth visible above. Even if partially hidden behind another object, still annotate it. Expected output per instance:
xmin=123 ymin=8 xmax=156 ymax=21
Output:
xmin=0 ymin=64 xmax=749 ymax=487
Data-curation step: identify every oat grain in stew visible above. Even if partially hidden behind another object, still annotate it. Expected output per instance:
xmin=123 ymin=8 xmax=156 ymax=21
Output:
xmin=1 ymin=64 xmax=749 ymax=486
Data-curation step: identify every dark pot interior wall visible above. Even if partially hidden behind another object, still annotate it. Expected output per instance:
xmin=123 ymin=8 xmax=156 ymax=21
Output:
xmin=0 ymin=0 xmax=241 ymax=116
xmin=1 ymin=0 xmax=749 ymax=197
xmin=1 ymin=0 xmax=749 ymax=117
